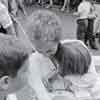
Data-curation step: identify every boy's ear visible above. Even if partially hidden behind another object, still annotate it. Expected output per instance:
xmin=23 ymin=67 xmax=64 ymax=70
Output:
xmin=0 ymin=76 xmax=9 ymax=90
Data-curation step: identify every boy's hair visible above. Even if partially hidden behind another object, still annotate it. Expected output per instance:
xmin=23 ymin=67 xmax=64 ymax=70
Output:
xmin=28 ymin=10 xmax=62 ymax=43
xmin=55 ymin=42 xmax=91 ymax=77
xmin=0 ymin=34 xmax=32 ymax=78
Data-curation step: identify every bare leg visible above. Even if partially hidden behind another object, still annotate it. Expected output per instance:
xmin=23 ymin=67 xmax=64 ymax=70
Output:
xmin=10 ymin=0 xmax=18 ymax=17
xmin=94 ymin=19 xmax=100 ymax=34
xmin=38 ymin=0 xmax=41 ymax=4
xmin=46 ymin=0 xmax=53 ymax=8
xmin=66 ymin=0 xmax=70 ymax=12
xmin=61 ymin=0 xmax=70 ymax=12
xmin=17 ymin=0 xmax=27 ymax=16
xmin=50 ymin=0 xmax=53 ymax=6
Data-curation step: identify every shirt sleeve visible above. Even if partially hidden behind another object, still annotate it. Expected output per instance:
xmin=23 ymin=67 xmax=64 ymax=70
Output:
xmin=0 ymin=5 xmax=12 ymax=29
xmin=28 ymin=53 xmax=52 ymax=100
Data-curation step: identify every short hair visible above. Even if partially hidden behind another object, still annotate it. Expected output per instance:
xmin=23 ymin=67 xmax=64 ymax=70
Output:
xmin=55 ymin=42 xmax=91 ymax=77
xmin=28 ymin=10 xmax=62 ymax=43
xmin=0 ymin=34 xmax=33 ymax=78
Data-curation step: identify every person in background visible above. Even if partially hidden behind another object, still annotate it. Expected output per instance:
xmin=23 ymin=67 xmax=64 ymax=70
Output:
xmin=74 ymin=0 xmax=97 ymax=49
xmin=0 ymin=0 xmax=31 ymax=48
xmin=0 ymin=0 xmax=34 ymax=55
xmin=86 ymin=0 xmax=98 ymax=49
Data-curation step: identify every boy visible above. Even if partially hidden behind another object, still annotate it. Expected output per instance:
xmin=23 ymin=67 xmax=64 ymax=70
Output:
xmin=0 ymin=34 xmax=52 ymax=100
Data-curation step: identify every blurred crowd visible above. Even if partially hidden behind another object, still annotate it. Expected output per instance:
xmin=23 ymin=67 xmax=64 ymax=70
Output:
xmin=6 ymin=0 xmax=83 ymax=15
xmin=24 ymin=0 xmax=82 ymax=12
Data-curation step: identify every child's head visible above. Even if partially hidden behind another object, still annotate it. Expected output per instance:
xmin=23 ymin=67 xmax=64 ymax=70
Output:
xmin=55 ymin=42 xmax=91 ymax=77
xmin=28 ymin=10 xmax=62 ymax=56
xmin=0 ymin=34 xmax=32 ymax=96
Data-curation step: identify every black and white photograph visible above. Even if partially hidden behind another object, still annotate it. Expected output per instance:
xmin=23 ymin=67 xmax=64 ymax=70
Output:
xmin=0 ymin=0 xmax=100 ymax=100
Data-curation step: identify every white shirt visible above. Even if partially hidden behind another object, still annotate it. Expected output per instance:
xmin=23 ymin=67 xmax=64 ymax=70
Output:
xmin=78 ymin=1 xmax=91 ymax=19
xmin=28 ymin=52 xmax=52 ymax=100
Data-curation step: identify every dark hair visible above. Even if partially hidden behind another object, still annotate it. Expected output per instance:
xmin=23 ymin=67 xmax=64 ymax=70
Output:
xmin=54 ymin=42 xmax=91 ymax=77
xmin=0 ymin=34 xmax=33 ymax=78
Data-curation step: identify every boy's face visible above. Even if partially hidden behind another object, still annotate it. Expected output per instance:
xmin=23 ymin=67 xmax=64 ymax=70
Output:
xmin=0 ymin=58 xmax=29 ymax=96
